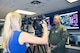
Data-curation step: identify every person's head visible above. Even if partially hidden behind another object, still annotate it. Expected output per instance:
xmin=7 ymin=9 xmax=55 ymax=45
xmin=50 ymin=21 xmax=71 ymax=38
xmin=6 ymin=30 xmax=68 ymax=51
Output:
xmin=5 ymin=12 xmax=22 ymax=30
xmin=2 ymin=12 xmax=22 ymax=50
xmin=53 ymin=14 xmax=61 ymax=25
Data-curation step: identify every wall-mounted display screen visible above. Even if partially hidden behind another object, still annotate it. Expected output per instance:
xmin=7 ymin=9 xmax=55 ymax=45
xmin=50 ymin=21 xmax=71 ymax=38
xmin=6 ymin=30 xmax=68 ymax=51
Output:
xmin=60 ymin=11 xmax=80 ymax=29
xmin=69 ymin=34 xmax=80 ymax=42
xmin=69 ymin=34 xmax=80 ymax=46
xmin=45 ymin=17 xmax=51 ymax=30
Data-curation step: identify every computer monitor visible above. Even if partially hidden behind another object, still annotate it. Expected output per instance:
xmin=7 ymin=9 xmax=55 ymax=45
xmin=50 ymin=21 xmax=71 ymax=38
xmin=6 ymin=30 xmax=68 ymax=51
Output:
xmin=69 ymin=34 xmax=80 ymax=46
xmin=60 ymin=11 xmax=80 ymax=29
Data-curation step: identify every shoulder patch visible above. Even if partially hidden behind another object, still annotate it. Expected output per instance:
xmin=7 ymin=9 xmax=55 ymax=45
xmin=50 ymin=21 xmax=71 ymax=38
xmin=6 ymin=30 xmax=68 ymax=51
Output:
xmin=63 ymin=28 xmax=67 ymax=31
xmin=61 ymin=25 xmax=67 ymax=31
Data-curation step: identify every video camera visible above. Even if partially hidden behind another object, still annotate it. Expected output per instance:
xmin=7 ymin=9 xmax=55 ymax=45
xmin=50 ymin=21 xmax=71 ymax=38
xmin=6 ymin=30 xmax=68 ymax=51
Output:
xmin=21 ymin=15 xmax=49 ymax=37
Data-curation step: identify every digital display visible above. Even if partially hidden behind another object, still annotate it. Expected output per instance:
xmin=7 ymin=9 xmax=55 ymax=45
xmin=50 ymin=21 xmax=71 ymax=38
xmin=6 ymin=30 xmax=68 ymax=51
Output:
xmin=69 ymin=34 xmax=80 ymax=42
xmin=45 ymin=17 xmax=51 ymax=30
xmin=60 ymin=11 xmax=79 ymax=29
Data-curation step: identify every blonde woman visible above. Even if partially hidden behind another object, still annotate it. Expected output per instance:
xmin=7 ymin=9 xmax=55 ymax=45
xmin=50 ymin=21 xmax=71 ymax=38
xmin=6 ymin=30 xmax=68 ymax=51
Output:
xmin=2 ymin=12 xmax=48 ymax=53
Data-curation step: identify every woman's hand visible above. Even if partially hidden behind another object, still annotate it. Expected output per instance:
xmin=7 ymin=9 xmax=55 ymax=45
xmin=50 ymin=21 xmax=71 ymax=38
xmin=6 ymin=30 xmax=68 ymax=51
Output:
xmin=42 ymin=21 xmax=48 ymax=29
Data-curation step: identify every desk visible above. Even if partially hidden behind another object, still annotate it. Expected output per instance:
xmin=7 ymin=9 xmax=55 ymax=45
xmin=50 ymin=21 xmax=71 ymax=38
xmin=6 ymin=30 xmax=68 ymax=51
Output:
xmin=65 ymin=45 xmax=80 ymax=50
xmin=65 ymin=45 xmax=80 ymax=53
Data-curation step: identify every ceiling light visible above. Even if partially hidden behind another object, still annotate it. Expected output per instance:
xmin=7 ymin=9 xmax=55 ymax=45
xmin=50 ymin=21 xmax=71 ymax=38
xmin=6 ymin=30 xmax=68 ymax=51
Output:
xmin=31 ymin=0 xmax=41 ymax=5
xmin=67 ymin=0 xmax=78 ymax=3
xmin=15 ymin=9 xmax=36 ymax=15
xmin=0 ymin=19 xmax=4 ymax=21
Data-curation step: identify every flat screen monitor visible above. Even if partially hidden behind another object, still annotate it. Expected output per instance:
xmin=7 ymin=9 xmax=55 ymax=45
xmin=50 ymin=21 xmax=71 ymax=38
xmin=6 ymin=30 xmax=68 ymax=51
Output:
xmin=69 ymin=34 xmax=80 ymax=46
xmin=69 ymin=34 xmax=80 ymax=42
xmin=60 ymin=11 xmax=80 ymax=29
xmin=45 ymin=17 xmax=51 ymax=30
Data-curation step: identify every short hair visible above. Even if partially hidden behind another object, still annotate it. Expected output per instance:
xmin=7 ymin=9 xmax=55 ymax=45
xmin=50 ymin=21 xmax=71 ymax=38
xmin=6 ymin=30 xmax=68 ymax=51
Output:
xmin=54 ymin=14 xmax=61 ymax=20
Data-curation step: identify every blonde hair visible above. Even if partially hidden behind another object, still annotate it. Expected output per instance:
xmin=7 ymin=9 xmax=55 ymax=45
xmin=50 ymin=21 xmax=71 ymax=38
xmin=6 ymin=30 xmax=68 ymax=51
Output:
xmin=54 ymin=14 xmax=61 ymax=20
xmin=2 ymin=12 xmax=21 ymax=51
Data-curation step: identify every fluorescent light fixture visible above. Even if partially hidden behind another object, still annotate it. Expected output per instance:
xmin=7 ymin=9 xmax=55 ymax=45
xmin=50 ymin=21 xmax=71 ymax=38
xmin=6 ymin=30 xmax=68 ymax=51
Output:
xmin=67 ymin=0 xmax=78 ymax=3
xmin=15 ymin=9 xmax=36 ymax=15
xmin=0 ymin=19 xmax=4 ymax=21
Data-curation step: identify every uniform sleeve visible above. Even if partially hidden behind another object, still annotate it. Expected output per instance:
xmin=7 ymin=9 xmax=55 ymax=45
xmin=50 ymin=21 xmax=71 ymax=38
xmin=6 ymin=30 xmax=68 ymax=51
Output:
xmin=57 ymin=27 xmax=68 ymax=48
xmin=48 ymin=29 xmax=52 ymax=46
xmin=48 ymin=29 xmax=52 ymax=39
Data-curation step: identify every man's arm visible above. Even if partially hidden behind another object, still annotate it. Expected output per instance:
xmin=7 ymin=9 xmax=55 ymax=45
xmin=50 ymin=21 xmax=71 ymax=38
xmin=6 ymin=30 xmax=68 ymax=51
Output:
xmin=57 ymin=27 xmax=68 ymax=48
xmin=48 ymin=29 xmax=52 ymax=47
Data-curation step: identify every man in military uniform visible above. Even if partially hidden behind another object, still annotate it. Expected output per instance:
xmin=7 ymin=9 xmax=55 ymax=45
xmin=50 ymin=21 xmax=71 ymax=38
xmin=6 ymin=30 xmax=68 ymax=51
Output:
xmin=49 ymin=14 xmax=68 ymax=53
